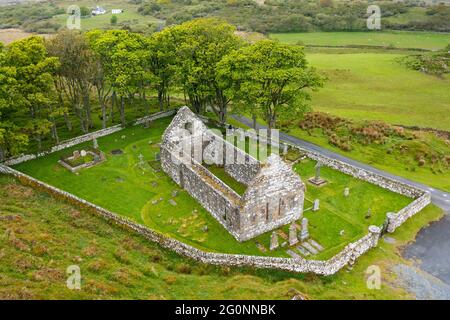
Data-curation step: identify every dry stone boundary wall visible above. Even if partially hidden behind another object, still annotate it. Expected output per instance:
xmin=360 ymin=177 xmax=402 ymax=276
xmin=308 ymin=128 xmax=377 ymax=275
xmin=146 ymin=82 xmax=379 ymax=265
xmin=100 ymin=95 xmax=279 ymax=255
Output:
xmin=2 ymin=110 xmax=177 ymax=166
xmin=0 ymin=108 xmax=431 ymax=274
xmin=0 ymin=164 xmax=381 ymax=275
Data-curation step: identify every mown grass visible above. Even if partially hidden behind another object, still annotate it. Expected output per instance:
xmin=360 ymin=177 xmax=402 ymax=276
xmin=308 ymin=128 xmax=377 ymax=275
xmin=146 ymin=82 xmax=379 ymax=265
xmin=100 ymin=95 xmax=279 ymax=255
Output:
xmin=13 ymin=116 xmax=418 ymax=260
xmin=0 ymin=174 xmax=444 ymax=299
xmin=271 ymin=31 xmax=450 ymax=50
xmin=294 ymin=159 xmax=411 ymax=259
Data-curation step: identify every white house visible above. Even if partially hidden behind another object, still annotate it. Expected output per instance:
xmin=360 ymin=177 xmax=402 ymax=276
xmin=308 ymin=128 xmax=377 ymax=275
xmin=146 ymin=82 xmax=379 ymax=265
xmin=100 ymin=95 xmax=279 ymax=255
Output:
xmin=111 ymin=9 xmax=123 ymax=14
xmin=92 ymin=6 xmax=106 ymax=16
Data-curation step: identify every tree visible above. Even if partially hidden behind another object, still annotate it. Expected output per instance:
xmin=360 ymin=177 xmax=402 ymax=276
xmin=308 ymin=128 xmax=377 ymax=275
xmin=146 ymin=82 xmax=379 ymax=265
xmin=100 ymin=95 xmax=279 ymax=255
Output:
xmin=169 ymin=18 xmax=243 ymax=124
xmin=86 ymin=30 xmax=148 ymax=127
xmin=146 ymin=28 xmax=178 ymax=112
xmin=3 ymin=36 xmax=59 ymax=150
xmin=217 ymin=40 xmax=323 ymax=136
xmin=46 ymin=30 xmax=97 ymax=133
xmin=0 ymin=43 xmax=29 ymax=160
xmin=111 ymin=15 xmax=118 ymax=25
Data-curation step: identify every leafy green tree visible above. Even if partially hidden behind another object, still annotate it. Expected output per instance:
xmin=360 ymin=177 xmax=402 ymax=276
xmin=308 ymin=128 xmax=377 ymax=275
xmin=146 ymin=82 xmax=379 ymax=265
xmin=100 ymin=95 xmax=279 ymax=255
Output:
xmin=3 ymin=36 xmax=59 ymax=150
xmin=146 ymin=28 xmax=177 ymax=112
xmin=111 ymin=15 xmax=118 ymax=25
xmin=170 ymin=18 xmax=243 ymax=124
xmin=0 ymin=43 xmax=28 ymax=160
xmin=80 ymin=6 xmax=91 ymax=17
xmin=46 ymin=30 xmax=96 ymax=133
xmin=87 ymin=30 xmax=148 ymax=127
xmin=217 ymin=40 xmax=323 ymax=135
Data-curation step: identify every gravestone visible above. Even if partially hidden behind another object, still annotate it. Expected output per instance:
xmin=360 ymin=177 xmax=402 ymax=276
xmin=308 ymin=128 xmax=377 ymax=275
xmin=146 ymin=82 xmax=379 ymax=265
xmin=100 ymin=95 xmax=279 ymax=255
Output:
xmin=270 ymin=231 xmax=279 ymax=251
xmin=308 ymin=161 xmax=328 ymax=186
xmin=73 ymin=150 xmax=80 ymax=159
xmin=80 ymin=150 xmax=87 ymax=157
xmin=138 ymin=154 xmax=145 ymax=165
xmin=339 ymin=229 xmax=345 ymax=236
xmin=344 ymin=187 xmax=350 ymax=197
xmin=289 ymin=223 xmax=299 ymax=246
xmin=283 ymin=144 xmax=288 ymax=155
xmin=365 ymin=208 xmax=372 ymax=219
xmin=93 ymin=137 xmax=99 ymax=149
xmin=300 ymin=218 xmax=309 ymax=241
xmin=313 ymin=199 xmax=320 ymax=212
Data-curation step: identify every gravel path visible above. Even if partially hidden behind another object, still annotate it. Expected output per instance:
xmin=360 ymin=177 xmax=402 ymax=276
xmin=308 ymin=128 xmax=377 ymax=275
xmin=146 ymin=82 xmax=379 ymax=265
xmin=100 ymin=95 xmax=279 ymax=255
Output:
xmin=394 ymin=264 xmax=450 ymax=300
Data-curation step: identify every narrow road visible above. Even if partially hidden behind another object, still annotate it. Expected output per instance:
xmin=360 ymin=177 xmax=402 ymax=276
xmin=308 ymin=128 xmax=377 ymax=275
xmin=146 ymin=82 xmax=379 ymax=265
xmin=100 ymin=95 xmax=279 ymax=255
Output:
xmin=231 ymin=114 xmax=450 ymax=212
xmin=232 ymin=114 xmax=450 ymax=288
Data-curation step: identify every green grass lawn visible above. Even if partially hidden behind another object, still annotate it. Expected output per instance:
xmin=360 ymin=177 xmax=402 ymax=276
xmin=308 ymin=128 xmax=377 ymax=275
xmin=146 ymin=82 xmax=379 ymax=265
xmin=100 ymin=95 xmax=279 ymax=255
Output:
xmin=13 ymin=116 xmax=417 ymax=260
xmin=294 ymin=159 xmax=411 ymax=259
xmin=305 ymin=52 xmax=450 ymax=131
xmin=205 ymin=164 xmax=247 ymax=196
xmin=0 ymin=174 xmax=444 ymax=299
xmin=270 ymin=31 xmax=450 ymax=50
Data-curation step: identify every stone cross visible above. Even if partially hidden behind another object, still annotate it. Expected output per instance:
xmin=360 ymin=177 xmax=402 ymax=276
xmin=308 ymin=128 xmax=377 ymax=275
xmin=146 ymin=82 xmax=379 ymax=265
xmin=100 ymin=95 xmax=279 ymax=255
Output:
xmin=313 ymin=199 xmax=320 ymax=212
xmin=300 ymin=218 xmax=309 ymax=241
xmin=93 ymin=137 xmax=99 ymax=149
xmin=314 ymin=161 xmax=322 ymax=181
xmin=344 ymin=187 xmax=350 ymax=197
xmin=289 ymin=223 xmax=298 ymax=246
xmin=270 ymin=231 xmax=279 ymax=251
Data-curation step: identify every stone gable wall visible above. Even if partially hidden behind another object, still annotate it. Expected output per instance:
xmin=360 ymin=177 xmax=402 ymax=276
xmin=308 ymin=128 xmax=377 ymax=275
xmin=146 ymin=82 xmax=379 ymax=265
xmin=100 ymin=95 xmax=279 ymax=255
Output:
xmin=0 ymin=164 xmax=382 ymax=276
xmin=161 ymin=142 xmax=242 ymax=240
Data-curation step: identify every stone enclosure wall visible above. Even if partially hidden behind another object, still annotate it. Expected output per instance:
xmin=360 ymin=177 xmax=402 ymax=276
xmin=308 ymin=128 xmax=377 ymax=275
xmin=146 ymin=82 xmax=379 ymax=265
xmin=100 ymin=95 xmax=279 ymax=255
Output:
xmin=161 ymin=142 xmax=242 ymax=240
xmin=237 ymin=130 xmax=431 ymax=234
xmin=2 ymin=109 xmax=177 ymax=166
xmin=0 ymin=107 xmax=432 ymax=275
xmin=0 ymin=164 xmax=381 ymax=276
xmin=161 ymin=107 xmax=305 ymax=242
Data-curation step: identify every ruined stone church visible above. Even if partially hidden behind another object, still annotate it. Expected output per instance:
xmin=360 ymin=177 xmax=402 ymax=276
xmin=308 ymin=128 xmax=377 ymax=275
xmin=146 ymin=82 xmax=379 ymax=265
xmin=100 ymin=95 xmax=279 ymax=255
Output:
xmin=160 ymin=107 xmax=305 ymax=241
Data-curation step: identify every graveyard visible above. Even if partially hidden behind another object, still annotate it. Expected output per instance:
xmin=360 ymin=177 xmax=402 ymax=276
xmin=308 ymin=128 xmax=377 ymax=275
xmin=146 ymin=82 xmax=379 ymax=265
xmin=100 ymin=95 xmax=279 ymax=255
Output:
xmin=12 ymin=116 xmax=412 ymax=260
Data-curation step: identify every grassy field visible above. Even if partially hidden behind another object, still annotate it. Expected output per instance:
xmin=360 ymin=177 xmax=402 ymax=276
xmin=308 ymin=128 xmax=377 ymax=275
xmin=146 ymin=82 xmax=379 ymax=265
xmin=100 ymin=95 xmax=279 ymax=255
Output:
xmin=12 ymin=116 xmax=414 ymax=260
xmin=0 ymin=173 xmax=443 ymax=299
xmin=48 ymin=0 xmax=160 ymax=31
xmin=261 ymin=31 xmax=450 ymax=192
xmin=305 ymin=52 xmax=450 ymax=131
xmin=271 ymin=31 xmax=450 ymax=50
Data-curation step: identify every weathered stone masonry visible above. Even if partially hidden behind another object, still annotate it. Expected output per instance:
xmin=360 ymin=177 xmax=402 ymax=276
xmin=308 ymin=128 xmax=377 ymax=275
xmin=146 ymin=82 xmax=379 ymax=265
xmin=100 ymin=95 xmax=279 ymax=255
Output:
xmin=0 ymin=164 xmax=381 ymax=276
xmin=0 ymin=106 xmax=431 ymax=275
xmin=161 ymin=107 xmax=305 ymax=241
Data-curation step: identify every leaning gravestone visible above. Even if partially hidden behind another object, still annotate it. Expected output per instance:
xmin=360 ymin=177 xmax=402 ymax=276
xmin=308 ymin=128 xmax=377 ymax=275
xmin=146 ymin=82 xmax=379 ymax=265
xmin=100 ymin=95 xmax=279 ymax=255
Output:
xmin=270 ymin=231 xmax=279 ymax=251
xmin=344 ymin=187 xmax=350 ymax=197
xmin=289 ymin=223 xmax=299 ymax=246
xmin=365 ymin=208 xmax=372 ymax=219
xmin=313 ymin=199 xmax=320 ymax=212
xmin=300 ymin=218 xmax=309 ymax=241
xmin=93 ymin=137 xmax=99 ymax=150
